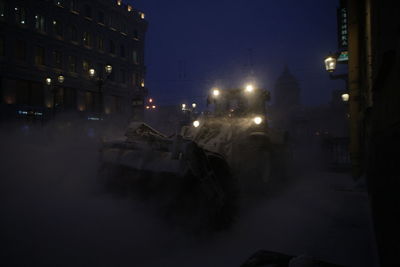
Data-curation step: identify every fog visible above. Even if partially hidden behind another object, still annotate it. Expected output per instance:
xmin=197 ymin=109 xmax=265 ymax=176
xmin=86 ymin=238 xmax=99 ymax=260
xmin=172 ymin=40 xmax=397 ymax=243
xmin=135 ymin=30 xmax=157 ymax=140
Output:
xmin=0 ymin=119 xmax=377 ymax=267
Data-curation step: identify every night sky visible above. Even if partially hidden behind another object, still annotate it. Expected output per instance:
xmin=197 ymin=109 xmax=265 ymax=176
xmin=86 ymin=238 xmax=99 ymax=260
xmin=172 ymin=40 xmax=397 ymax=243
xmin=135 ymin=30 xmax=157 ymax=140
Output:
xmin=131 ymin=0 xmax=345 ymax=107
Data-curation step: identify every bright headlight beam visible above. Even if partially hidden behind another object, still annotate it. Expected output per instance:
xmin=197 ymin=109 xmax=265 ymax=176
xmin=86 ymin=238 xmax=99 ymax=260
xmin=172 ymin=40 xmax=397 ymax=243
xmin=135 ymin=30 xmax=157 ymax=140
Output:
xmin=245 ymin=84 xmax=254 ymax=93
xmin=253 ymin=116 xmax=263 ymax=125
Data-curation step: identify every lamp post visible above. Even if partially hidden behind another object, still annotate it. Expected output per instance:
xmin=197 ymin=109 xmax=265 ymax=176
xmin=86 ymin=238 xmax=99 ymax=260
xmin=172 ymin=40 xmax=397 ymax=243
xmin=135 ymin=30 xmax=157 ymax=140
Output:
xmin=45 ymin=75 xmax=65 ymax=115
xmin=88 ymin=64 xmax=112 ymax=115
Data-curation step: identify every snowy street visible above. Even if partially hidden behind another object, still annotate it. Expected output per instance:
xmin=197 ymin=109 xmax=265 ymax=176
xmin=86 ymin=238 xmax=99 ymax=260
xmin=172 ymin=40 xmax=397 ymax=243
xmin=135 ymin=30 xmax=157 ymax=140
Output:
xmin=0 ymin=132 xmax=377 ymax=267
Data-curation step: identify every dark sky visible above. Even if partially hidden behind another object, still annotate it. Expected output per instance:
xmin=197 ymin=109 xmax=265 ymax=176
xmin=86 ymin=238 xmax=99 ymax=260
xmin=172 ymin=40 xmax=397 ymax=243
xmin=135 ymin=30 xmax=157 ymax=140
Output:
xmin=130 ymin=0 xmax=345 ymax=107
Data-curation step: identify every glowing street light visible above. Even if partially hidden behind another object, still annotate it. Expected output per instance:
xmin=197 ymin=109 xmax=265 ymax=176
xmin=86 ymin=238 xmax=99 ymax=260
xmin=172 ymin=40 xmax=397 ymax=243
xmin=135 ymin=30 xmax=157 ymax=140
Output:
xmin=324 ymin=55 xmax=337 ymax=72
xmin=253 ymin=116 xmax=263 ymax=125
xmin=245 ymin=84 xmax=254 ymax=93
xmin=212 ymin=88 xmax=220 ymax=97
xmin=193 ymin=120 xmax=200 ymax=128
xmin=45 ymin=77 xmax=52 ymax=86
xmin=192 ymin=103 xmax=197 ymax=109
xmin=89 ymin=68 xmax=96 ymax=78
xmin=57 ymin=75 xmax=65 ymax=84
xmin=105 ymin=64 xmax=113 ymax=75
xmin=182 ymin=104 xmax=186 ymax=110
xmin=341 ymin=93 xmax=350 ymax=102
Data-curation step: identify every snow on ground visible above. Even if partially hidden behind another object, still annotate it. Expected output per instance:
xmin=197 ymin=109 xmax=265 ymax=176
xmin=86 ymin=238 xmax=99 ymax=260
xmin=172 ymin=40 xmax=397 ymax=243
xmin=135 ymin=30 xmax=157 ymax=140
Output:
xmin=0 ymin=130 xmax=377 ymax=267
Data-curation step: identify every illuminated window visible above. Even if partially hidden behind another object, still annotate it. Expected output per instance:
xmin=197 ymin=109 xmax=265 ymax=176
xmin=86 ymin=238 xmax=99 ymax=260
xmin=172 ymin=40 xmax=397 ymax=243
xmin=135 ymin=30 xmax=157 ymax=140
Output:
xmin=117 ymin=0 xmax=122 ymax=6
xmin=127 ymin=5 xmax=132 ymax=12
xmin=53 ymin=50 xmax=63 ymax=69
xmin=15 ymin=6 xmax=26 ymax=25
xmin=53 ymin=20 xmax=63 ymax=37
xmin=140 ymin=12 xmax=145 ymax=19
xmin=0 ymin=0 xmax=5 ymax=20
xmin=83 ymin=32 xmax=91 ymax=47
xmin=34 ymin=46 xmax=45 ymax=66
xmin=34 ymin=14 xmax=46 ymax=32
xmin=15 ymin=40 xmax=26 ymax=61
xmin=68 ymin=55 xmax=77 ymax=73
xmin=82 ymin=60 xmax=90 ymax=74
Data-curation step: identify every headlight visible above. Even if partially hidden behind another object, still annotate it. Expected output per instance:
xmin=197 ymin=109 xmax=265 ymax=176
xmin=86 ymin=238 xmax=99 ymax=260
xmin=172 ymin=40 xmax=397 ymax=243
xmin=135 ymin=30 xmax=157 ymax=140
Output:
xmin=253 ymin=116 xmax=263 ymax=125
xmin=245 ymin=84 xmax=254 ymax=93
xmin=193 ymin=120 xmax=200 ymax=128
xmin=212 ymin=89 xmax=220 ymax=97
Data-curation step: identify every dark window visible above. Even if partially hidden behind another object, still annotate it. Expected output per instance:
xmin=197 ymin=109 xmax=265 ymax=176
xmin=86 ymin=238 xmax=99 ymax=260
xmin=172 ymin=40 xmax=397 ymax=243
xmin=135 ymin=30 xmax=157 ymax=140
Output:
xmin=120 ymin=69 xmax=126 ymax=84
xmin=71 ymin=0 xmax=78 ymax=12
xmin=53 ymin=20 xmax=63 ymax=37
xmin=68 ymin=56 xmax=77 ymax=73
xmin=0 ymin=0 xmax=5 ymax=21
xmin=53 ymin=50 xmax=63 ymax=69
xmin=98 ymin=37 xmax=104 ymax=51
xmin=69 ymin=25 xmax=77 ymax=42
xmin=133 ymin=30 xmax=139 ymax=39
xmin=83 ymin=32 xmax=91 ymax=47
xmin=132 ymin=50 xmax=138 ymax=64
xmin=85 ymin=91 xmax=100 ymax=112
xmin=84 ymin=5 xmax=92 ymax=18
xmin=98 ymin=11 xmax=105 ymax=24
xmin=0 ymin=36 xmax=4 ymax=57
xmin=120 ymin=45 xmax=125 ymax=58
xmin=16 ymin=81 xmax=44 ymax=106
xmin=15 ymin=6 xmax=26 ymax=25
xmin=97 ymin=63 xmax=104 ymax=78
xmin=109 ymin=69 xmax=115 ymax=81
xmin=109 ymin=40 xmax=115 ymax=54
xmin=15 ymin=40 xmax=26 ymax=61
xmin=34 ymin=46 xmax=45 ymax=65
xmin=34 ymin=14 xmax=46 ymax=32
xmin=64 ymin=88 xmax=76 ymax=109
xmin=121 ymin=23 xmax=127 ymax=33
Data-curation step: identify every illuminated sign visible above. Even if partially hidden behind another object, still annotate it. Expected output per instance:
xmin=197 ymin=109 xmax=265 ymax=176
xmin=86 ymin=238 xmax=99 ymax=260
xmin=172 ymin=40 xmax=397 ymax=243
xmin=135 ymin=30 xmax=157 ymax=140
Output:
xmin=337 ymin=0 xmax=348 ymax=50
xmin=337 ymin=51 xmax=349 ymax=62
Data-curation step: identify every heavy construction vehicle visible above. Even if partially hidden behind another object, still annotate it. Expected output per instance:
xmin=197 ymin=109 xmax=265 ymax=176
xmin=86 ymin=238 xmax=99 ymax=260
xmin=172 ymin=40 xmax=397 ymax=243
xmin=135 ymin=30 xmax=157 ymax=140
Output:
xmin=181 ymin=85 xmax=287 ymax=192
xmin=98 ymin=121 xmax=237 ymax=231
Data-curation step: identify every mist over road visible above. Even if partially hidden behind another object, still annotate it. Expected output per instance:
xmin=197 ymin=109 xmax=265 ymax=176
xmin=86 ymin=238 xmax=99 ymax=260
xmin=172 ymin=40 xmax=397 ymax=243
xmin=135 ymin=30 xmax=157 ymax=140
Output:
xmin=0 ymin=127 xmax=376 ymax=267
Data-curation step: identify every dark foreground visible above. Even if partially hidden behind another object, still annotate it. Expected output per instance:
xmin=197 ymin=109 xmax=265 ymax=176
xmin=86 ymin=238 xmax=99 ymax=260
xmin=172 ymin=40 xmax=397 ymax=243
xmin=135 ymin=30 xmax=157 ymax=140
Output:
xmin=0 ymin=129 xmax=377 ymax=267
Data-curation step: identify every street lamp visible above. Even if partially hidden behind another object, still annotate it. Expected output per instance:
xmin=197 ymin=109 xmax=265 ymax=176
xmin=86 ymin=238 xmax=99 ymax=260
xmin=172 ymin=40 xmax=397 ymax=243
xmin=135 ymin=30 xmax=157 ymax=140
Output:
xmin=57 ymin=75 xmax=65 ymax=84
xmin=89 ymin=68 xmax=96 ymax=78
xmin=45 ymin=77 xmax=52 ymax=86
xmin=105 ymin=64 xmax=112 ymax=75
xmin=341 ymin=93 xmax=350 ymax=102
xmin=88 ymin=65 xmax=113 ymax=115
xmin=324 ymin=55 xmax=337 ymax=72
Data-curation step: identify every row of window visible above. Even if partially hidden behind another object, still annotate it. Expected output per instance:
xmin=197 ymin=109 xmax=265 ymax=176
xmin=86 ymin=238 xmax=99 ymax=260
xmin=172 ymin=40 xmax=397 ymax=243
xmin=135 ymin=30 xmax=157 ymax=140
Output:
xmin=2 ymin=38 xmax=144 ymax=87
xmin=1 ymin=5 xmax=141 ymax=62
xmin=0 ymin=0 xmax=143 ymax=37
xmin=2 ymin=79 xmax=125 ymax=114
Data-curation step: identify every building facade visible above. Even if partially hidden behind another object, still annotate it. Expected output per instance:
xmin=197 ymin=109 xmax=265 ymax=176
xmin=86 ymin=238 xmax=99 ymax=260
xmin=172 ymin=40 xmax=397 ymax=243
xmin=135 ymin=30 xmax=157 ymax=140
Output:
xmin=0 ymin=0 xmax=147 ymax=123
